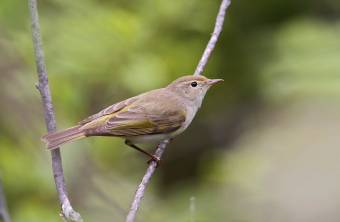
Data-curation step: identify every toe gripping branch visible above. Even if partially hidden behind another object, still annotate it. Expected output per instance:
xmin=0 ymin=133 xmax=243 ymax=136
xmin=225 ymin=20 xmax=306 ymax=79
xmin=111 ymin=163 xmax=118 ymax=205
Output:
xmin=125 ymin=140 xmax=164 ymax=166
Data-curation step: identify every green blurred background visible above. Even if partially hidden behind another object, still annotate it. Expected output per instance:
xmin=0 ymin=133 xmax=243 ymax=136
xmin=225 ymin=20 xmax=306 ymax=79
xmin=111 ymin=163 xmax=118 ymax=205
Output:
xmin=1 ymin=0 xmax=340 ymax=221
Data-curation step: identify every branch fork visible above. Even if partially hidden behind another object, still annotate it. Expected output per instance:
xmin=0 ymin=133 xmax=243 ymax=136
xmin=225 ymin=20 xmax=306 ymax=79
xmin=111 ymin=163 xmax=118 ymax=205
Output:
xmin=28 ymin=0 xmax=82 ymax=221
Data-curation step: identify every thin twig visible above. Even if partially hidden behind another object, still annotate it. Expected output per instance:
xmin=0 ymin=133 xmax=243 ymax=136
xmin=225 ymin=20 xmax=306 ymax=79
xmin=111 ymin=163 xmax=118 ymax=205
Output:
xmin=190 ymin=197 xmax=195 ymax=222
xmin=27 ymin=1 xmax=82 ymax=221
xmin=0 ymin=172 xmax=11 ymax=222
xmin=126 ymin=140 xmax=169 ymax=222
xmin=126 ymin=0 xmax=231 ymax=221
xmin=194 ymin=0 xmax=231 ymax=76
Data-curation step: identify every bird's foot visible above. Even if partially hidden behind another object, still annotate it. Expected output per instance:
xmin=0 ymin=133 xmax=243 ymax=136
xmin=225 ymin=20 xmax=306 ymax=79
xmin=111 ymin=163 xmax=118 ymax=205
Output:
xmin=146 ymin=156 xmax=163 ymax=167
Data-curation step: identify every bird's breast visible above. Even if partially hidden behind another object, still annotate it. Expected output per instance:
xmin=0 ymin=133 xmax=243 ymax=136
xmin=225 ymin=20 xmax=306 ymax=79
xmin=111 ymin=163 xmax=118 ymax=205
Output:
xmin=178 ymin=105 xmax=198 ymax=133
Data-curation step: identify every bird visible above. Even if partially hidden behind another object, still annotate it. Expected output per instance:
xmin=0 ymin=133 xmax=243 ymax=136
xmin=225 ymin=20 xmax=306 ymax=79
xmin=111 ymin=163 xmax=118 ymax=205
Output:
xmin=41 ymin=75 xmax=223 ymax=164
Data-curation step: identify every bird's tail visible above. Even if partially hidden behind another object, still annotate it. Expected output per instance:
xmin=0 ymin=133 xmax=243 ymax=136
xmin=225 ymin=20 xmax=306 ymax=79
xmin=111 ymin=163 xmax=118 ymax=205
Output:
xmin=41 ymin=125 xmax=87 ymax=150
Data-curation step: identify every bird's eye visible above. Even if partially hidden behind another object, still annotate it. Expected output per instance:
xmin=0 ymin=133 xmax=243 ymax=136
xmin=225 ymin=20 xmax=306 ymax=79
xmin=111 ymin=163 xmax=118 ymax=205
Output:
xmin=191 ymin=82 xmax=197 ymax=87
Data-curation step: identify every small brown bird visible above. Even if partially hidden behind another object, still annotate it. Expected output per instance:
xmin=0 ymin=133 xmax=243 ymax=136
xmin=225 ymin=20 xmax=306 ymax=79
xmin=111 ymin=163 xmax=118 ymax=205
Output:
xmin=41 ymin=75 xmax=223 ymax=164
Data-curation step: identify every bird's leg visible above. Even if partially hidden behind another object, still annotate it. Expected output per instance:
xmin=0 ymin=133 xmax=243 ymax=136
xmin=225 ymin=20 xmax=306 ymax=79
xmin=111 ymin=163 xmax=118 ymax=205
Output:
xmin=146 ymin=138 xmax=173 ymax=166
xmin=125 ymin=140 xmax=163 ymax=165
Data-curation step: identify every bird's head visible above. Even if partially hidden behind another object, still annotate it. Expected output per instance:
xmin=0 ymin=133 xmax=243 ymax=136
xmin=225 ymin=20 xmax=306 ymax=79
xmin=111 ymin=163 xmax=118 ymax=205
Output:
xmin=166 ymin=75 xmax=223 ymax=108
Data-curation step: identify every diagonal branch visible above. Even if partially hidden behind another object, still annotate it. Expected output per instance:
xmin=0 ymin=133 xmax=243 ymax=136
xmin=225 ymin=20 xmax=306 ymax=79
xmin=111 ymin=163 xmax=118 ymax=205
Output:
xmin=0 ymin=172 xmax=11 ymax=222
xmin=126 ymin=0 xmax=231 ymax=221
xmin=126 ymin=140 xmax=169 ymax=222
xmin=194 ymin=0 xmax=231 ymax=76
xmin=27 ymin=0 xmax=82 ymax=221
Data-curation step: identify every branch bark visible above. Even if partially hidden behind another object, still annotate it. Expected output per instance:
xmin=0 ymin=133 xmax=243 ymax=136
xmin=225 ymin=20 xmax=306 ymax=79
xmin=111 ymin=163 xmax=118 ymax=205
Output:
xmin=194 ymin=0 xmax=231 ymax=76
xmin=27 ymin=1 xmax=82 ymax=221
xmin=126 ymin=140 xmax=169 ymax=222
xmin=126 ymin=0 xmax=231 ymax=221
xmin=0 ymin=173 xmax=11 ymax=222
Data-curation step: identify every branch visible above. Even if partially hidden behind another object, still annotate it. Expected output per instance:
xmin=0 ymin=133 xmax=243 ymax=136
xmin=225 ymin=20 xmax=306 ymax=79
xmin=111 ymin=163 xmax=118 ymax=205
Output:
xmin=0 ymin=173 xmax=11 ymax=222
xmin=194 ymin=0 xmax=231 ymax=76
xmin=126 ymin=140 xmax=169 ymax=222
xmin=27 ymin=1 xmax=82 ymax=221
xmin=126 ymin=0 xmax=231 ymax=221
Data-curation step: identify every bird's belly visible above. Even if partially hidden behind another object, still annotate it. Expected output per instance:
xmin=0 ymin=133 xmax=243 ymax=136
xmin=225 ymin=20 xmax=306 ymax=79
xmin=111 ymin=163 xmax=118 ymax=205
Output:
xmin=123 ymin=133 xmax=174 ymax=144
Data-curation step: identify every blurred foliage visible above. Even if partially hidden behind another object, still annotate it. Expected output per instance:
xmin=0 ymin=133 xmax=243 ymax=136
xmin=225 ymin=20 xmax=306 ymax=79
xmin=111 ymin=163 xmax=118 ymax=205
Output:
xmin=1 ymin=0 xmax=340 ymax=221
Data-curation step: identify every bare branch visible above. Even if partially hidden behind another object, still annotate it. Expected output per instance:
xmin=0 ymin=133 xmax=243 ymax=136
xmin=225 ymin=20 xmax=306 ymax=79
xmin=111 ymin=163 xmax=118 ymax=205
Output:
xmin=194 ymin=0 xmax=231 ymax=76
xmin=27 ymin=0 xmax=82 ymax=221
xmin=126 ymin=1 xmax=231 ymax=221
xmin=190 ymin=197 xmax=195 ymax=222
xmin=126 ymin=140 xmax=170 ymax=222
xmin=0 ymin=173 xmax=11 ymax=222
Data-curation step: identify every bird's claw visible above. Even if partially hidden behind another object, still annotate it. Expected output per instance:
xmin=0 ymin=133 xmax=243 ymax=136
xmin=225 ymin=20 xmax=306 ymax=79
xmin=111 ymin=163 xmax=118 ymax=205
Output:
xmin=146 ymin=157 xmax=163 ymax=167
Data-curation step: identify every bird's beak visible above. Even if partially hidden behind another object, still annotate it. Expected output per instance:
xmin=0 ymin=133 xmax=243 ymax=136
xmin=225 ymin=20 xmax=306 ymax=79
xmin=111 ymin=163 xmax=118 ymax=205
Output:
xmin=208 ymin=79 xmax=224 ymax=86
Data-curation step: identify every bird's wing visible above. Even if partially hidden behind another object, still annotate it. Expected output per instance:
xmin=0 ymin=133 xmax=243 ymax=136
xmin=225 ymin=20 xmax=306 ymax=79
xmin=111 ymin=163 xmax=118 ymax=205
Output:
xmin=80 ymin=94 xmax=186 ymax=137
xmin=78 ymin=96 xmax=140 ymax=124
